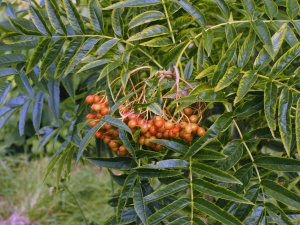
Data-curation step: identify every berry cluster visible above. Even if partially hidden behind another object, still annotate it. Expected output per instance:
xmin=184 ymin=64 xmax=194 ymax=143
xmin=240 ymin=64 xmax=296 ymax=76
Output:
xmin=85 ymin=94 xmax=206 ymax=154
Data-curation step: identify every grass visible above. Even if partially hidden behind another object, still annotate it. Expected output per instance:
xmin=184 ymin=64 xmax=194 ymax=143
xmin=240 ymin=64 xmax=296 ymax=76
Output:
xmin=0 ymin=155 xmax=114 ymax=225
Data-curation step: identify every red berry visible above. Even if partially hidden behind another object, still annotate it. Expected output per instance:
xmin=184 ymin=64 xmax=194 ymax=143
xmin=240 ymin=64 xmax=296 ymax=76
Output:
xmin=154 ymin=144 xmax=163 ymax=151
xmin=154 ymin=116 xmax=163 ymax=122
xmin=184 ymin=134 xmax=193 ymax=142
xmin=164 ymin=121 xmax=174 ymax=130
xmin=108 ymin=140 xmax=118 ymax=148
xmin=183 ymin=107 xmax=193 ymax=116
xmin=129 ymin=114 xmax=138 ymax=120
xmin=118 ymin=145 xmax=128 ymax=156
xmin=190 ymin=115 xmax=199 ymax=123
xmin=154 ymin=119 xmax=164 ymax=128
xmin=103 ymin=136 xmax=111 ymax=144
xmin=128 ymin=120 xmax=137 ymax=129
xmin=191 ymin=123 xmax=198 ymax=133
xmin=140 ymin=124 xmax=148 ymax=133
xmin=180 ymin=122 xmax=187 ymax=128
xmin=111 ymin=147 xmax=118 ymax=152
xmin=85 ymin=95 xmax=95 ymax=104
xmin=138 ymin=136 xmax=145 ymax=145
xmin=197 ymin=127 xmax=205 ymax=137
xmin=145 ymin=132 xmax=151 ymax=138
xmin=163 ymin=130 xmax=169 ymax=138
xmin=101 ymin=107 xmax=109 ymax=115
xmin=149 ymin=125 xmax=157 ymax=135
xmin=96 ymin=113 xmax=102 ymax=119
xmin=89 ymin=120 xmax=98 ymax=128
xmin=104 ymin=123 xmax=112 ymax=130
xmin=86 ymin=113 xmax=96 ymax=120
xmin=95 ymin=131 xmax=103 ymax=139
xmin=156 ymin=132 xmax=163 ymax=138
xmin=94 ymin=95 xmax=101 ymax=103
xmin=91 ymin=103 xmax=102 ymax=111
xmin=185 ymin=124 xmax=193 ymax=134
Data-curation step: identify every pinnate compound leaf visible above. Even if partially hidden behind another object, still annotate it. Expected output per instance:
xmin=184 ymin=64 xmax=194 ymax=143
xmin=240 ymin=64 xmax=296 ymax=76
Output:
xmin=278 ymin=88 xmax=292 ymax=156
xmin=262 ymin=180 xmax=300 ymax=209
xmin=194 ymin=198 xmax=243 ymax=225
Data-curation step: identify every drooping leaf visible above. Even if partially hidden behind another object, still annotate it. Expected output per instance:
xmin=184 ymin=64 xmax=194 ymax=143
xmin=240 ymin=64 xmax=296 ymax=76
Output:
xmin=241 ymin=0 xmax=256 ymax=16
xmin=102 ymin=115 xmax=132 ymax=134
xmin=111 ymin=9 xmax=123 ymax=37
xmin=262 ymin=180 xmax=300 ymax=209
xmin=119 ymin=130 xmax=136 ymax=159
xmin=264 ymin=81 xmax=277 ymax=137
xmin=18 ymin=101 xmax=30 ymax=136
xmin=128 ymin=25 xmax=169 ymax=42
xmin=129 ymin=11 xmax=165 ymax=29
xmin=278 ymin=88 xmax=292 ymax=156
xmin=194 ymin=198 xmax=243 ymax=225
xmin=97 ymin=38 xmax=119 ymax=58
xmin=266 ymin=202 xmax=294 ymax=225
xmin=32 ymin=91 xmax=44 ymax=133
xmin=104 ymin=0 xmax=161 ymax=10
xmin=193 ymin=163 xmax=242 ymax=184
xmin=77 ymin=59 xmax=111 ymax=74
xmin=47 ymin=79 xmax=59 ymax=121
xmin=63 ymin=0 xmax=85 ymax=33
xmin=234 ymin=71 xmax=257 ymax=105
xmin=216 ymin=0 xmax=230 ymax=19
xmin=133 ymin=180 xmax=148 ymax=225
xmin=150 ymin=139 xmax=187 ymax=155
xmin=0 ymin=53 xmax=26 ymax=66
xmin=215 ymin=66 xmax=241 ymax=91
xmin=184 ymin=58 xmax=194 ymax=80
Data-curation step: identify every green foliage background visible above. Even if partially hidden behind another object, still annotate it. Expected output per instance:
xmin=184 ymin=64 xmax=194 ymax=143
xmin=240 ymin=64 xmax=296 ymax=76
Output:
xmin=0 ymin=0 xmax=300 ymax=224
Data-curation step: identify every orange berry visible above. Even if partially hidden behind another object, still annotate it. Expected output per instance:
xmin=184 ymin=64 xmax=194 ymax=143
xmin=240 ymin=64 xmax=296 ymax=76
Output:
xmin=189 ymin=115 xmax=199 ymax=123
xmin=138 ymin=136 xmax=145 ymax=145
xmin=149 ymin=125 xmax=157 ymax=135
xmin=154 ymin=119 xmax=164 ymax=128
xmin=89 ymin=120 xmax=98 ymax=128
xmin=164 ymin=121 xmax=174 ymax=130
xmin=86 ymin=113 xmax=96 ymax=120
xmin=85 ymin=95 xmax=95 ymax=104
xmin=185 ymin=124 xmax=193 ymax=134
xmin=91 ymin=103 xmax=102 ymax=111
xmin=197 ymin=127 xmax=205 ymax=137
xmin=108 ymin=140 xmax=118 ymax=148
xmin=94 ymin=95 xmax=101 ymax=103
xmin=183 ymin=107 xmax=193 ymax=116
xmin=191 ymin=123 xmax=198 ymax=133
xmin=156 ymin=132 xmax=163 ymax=138
xmin=95 ymin=131 xmax=103 ymax=139
xmin=140 ymin=124 xmax=148 ymax=133
xmin=128 ymin=120 xmax=137 ymax=129
xmin=101 ymin=107 xmax=109 ymax=115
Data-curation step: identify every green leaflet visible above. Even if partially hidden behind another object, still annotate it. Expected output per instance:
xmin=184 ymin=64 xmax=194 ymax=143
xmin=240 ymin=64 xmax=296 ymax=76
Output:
xmin=0 ymin=53 xmax=26 ymax=66
xmin=102 ymin=115 xmax=132 ymax=134
xmin=286 ymin=0 xmax=299 ymax=19
xmin=116 ymin=173 xmax=137 ymax=222
xmin=296 ymin=98 xmax=300 ymax=156
xmin=234 ymin=71 xmax=257 ymax=105
xmin=128 ymin=25 xmax=169 ymax=41
xmin=212 ymin=34 xmax=241 ymax=85
xmin=203 ymin=30 xmax=213 ymax=57
xmin=97 ymin=38 xmax=119 ymax=58
xmin=264 ymin=82 xmax=277 ymax=138
xmin=171 ymin=0 xmax=205 ymax=26
xmin=112 ymin=9 xmax=123 ymax=37
xmin=0 ymin=68 xmax=18 ymax=77
xmin=149 ymin=139 xmax=187 ymax=155
xmin=135 ymin=168 xmax=182 ymax=178
xmin=270 ymin=42 xmax=300 ymax=78
xmin=147 ymin=198 xmax=190 ymax=225
xmin=133 ymin=181 xmax=148 ymax=225
xmin=77 ymin=59 xmax=111 ymax=73
xmin=26 ymin=38 xmax=50 ymax=74
xmin=45 ymin=0 xmax=66 ymax=34
xmin=193 ymin=178 xmax=252 ymax=204
xmin=141 ymin=159 xmax=188 ymax=169
xmin=194 ymin=198 xmax=243 ymax=225
xmin=29 ymin=5 xmax=51 ymax=35
xmin=55 ymin=38 xmax=82 ymax=78
xmin=144 ymin=179 xmax=188 ymax=203
xmin=278 ymin=88 xmax=292 ymax=156
xmin=262 ymin=180 xmax=300 ymax=209
xmin=104 ymin=0 xmax=161 ymax=10
xmin=251 ymin=20 xmax=274 ymax=59
xmin=214 ymin=140 xmax=243 ymax=171
xmin=88 ymin=0 xmax=104 ymax=33
xmin=62 ymin=0 xmax=85 ymax=33
xmin=40 ymin=39 xmax=65 ymax=76
xmin=238 ymin=30 xmax=256 ymax=68
xmin=266 ymin=203 xmax=294 ymax=225
xmin=264 ymin=0 xmax=278 ymax=19
xmin=255 ymin=157 xmax=300 ymax=172
xmin=119 ymin=130 xmax=136 ymax=160
xmin=88 ymin=157 xmax=133 ymax=170
xmin=216 ymin=0 xmax=230 ymax=19
xmin=140 ymin=37 xmax=172 ymax=47
xmin=215 ymin=66 xmax=241 ymax=91
xmin=241 ymin=0 xmax=256 ymax=16
xmin=32 ymin=91 xmax=44 ymax=132
xmin=174 ymin=89 xmax=227 ymax=104
xmin=129 ymin=11 xmax=165 ymax=29
xmin=193 ymin=163 xmax=242 ymax=184
xmin=168 ymin=217 xmax=190 ymax=225
xmin=97 ymin=61 xmax=121 ymax=81
xmin=195 ymin=65 xmax=216 ymax=79
xmin=254 ymin=23 xmax=287 ymax=70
